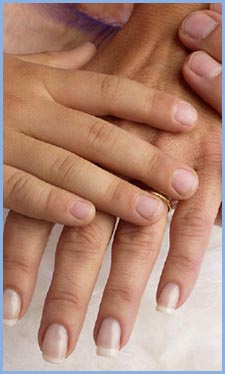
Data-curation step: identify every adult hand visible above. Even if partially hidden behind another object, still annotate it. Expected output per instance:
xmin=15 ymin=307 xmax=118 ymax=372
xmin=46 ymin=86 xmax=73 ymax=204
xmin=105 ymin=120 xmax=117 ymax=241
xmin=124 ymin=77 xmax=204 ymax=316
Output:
xmin=179 ymin=3 xmax=222 ymax=114
xmin=4 ymin=3 xmax=221 ymax=363
xmin=179 ymin=3 xmax=222 ymax=225
xmin=83 ymin=3 xmax=221 ymax=356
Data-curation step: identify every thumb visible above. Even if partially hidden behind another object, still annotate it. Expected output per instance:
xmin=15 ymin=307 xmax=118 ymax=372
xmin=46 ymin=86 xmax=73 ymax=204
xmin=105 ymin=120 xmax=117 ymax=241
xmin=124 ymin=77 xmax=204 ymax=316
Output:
xmin=16 ymin=42 xmax=97 ymax=69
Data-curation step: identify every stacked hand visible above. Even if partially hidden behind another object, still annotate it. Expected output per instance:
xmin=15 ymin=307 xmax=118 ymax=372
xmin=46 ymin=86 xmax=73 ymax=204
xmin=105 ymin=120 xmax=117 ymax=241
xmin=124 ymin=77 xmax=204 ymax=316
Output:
xmin=4 ymin=3 xmax=221 ymax=363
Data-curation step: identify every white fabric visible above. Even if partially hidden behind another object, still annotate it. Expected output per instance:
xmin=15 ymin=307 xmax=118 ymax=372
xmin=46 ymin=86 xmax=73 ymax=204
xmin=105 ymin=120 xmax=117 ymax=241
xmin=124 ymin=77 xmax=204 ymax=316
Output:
xmin=3 ymin=211 xmax=222 ymax=371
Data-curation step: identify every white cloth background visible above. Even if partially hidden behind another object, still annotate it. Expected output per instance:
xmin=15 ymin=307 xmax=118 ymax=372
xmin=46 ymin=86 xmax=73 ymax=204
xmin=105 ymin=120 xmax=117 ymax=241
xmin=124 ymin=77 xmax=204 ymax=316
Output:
xmin=3 ymin=210 xmax=222 ymax=371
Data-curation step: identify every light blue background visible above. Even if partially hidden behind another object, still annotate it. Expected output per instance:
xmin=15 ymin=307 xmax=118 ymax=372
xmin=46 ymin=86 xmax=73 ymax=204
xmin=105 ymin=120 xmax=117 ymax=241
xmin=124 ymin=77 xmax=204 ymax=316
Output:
xmin=0 ymin=0 xmax=223 ymax=373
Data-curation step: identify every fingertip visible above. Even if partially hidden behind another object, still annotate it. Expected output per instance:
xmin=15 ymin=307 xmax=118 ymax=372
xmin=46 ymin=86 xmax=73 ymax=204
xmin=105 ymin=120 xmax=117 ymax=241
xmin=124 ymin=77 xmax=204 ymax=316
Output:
xmin=173 ymin=101 xmax=198 ymax=130
xmin=70 ymin=200 xmax=96 ymax=226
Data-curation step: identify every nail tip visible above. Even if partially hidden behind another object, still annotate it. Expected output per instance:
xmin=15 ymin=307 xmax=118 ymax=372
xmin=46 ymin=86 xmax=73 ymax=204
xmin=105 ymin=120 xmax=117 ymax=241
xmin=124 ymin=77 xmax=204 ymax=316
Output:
xmin=3 ymin=318 xmax=18 ymax=327
xmin=156 ymin=304 xmax=176 ymax=315
xmin=42 ymin=353 xmax=65 ymax=364
xmin=96 ymin=346 xmax=119 ymax=358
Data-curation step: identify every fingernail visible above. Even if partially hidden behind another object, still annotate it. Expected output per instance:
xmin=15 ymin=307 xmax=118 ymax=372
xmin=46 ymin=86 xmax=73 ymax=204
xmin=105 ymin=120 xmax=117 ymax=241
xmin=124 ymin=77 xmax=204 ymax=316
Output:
xmin=96 ymin=318 xmax=121 ymax=357
xmin=42 ymin=324 xmax=68 ymax=363
xmin=188 ymin=52 xmax=222 ymax=79
xmin=135 ymin=195 xmax=163 ymax=219
xmin=70 ymin=201 xmax=93 ymax=220
xmin=156 ymin=283 xmax=180 ymax=314
xmin=182 ymin=13 xmax=218 ymax=39
xmin=172 ymin=169 xmax=198 ymax=196
xmin=4 ymin=289 xmax=21 ymax=326
xmin=173 ymin=102 xmax=198 ymax=127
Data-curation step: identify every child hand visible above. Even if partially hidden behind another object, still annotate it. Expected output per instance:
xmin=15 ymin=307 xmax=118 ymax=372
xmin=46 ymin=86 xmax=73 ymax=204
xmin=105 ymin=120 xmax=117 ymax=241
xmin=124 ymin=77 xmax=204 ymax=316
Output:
xmin=4 ymin=45 xmax=199 ymax=227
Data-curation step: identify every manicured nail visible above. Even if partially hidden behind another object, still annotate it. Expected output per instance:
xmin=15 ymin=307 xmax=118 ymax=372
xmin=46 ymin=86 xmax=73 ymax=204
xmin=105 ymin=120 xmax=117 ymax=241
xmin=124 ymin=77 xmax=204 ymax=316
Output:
xmin=182 ymin=13 xmax=218 ymax=39
xmin=135 ymin=195 xmax=163 ymax=220
xmin=173 ymin=102 xmax=198 ymax=127
xmin=96 ymin=318 xmax=121 ymax=357
xmin=188 ymin=52 xmax=222 ymax=79
xmin=42 ymin=324 xmax=68 ymax=363
xmin=156 ymin=283 xmax=180 ymax=314
xmin=4 ymin=289 xmax=21 ymax=326
xmin=172 ymin=169 xmax=198 ymax=196
xmin=70 ymin=201 xmax=93 ymax=220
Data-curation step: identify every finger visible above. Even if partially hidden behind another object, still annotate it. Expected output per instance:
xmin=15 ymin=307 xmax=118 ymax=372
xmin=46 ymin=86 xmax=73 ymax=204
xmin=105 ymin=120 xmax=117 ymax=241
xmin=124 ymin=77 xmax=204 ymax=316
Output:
xmin=3 ymin=211 xmax=52 ymax=326
xmin=210 ymin=3 xmax=222 ymax=14
xmin=179 ymin=10 xmax=221 ymax=62
xmin=76 ymin=4 xmax=134 ymax=26
xmin=4 ymin=165 xmax=96 ymax=226
xmin=38 ymin=212 xmax=115 ymax=363
xmin=93 ymin=210 xmax=167 ymax=356
xmin=156 ymin=168 xmax=221 ymax=314
xmin=6 ymin=131 xmax=198 ymax=226
xmin=44 ymin=68 xmax=198 ymax=131
xmin=17 ymin=103 xmax=199 ymax=202
xmin=183 ymin=51 xmax=222 ymax=114
xmin=17 ymin=42 xmax=97 ymax=69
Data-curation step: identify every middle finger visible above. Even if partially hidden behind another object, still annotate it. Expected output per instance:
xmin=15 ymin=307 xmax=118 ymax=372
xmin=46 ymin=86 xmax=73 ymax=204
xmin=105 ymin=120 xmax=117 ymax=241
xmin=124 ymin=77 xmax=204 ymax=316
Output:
xmin=38 ymin=211 xmax=115 ymax=363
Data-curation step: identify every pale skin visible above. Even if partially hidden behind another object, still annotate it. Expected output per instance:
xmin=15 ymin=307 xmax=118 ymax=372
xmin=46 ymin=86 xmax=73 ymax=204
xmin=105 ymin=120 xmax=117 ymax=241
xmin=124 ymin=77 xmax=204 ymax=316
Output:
xmin=3 ymin=3 xmax=221 ymax=362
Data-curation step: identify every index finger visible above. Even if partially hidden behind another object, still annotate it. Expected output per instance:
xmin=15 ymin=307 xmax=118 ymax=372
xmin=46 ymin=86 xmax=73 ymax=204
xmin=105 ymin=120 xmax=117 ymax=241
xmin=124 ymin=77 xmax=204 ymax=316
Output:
xmin=43 ymin=68 xmax=198 ymax=132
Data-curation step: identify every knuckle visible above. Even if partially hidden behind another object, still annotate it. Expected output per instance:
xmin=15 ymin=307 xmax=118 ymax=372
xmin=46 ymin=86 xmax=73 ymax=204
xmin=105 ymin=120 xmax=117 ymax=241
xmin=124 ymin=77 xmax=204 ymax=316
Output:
xmin=144 ymin=89 xmax=157 ymax=115
xmin=103 ymin=178 xmax=125 ymax=205
xmin=87 ymin=119 xmax=116 ymax=151
xmin=50 ymin=154 xmax=79 ymax=186
xmin=100 ymin=74 xmax=121 ymax=102
xmin=114 ymin=225 xmax=155 ymax=264
xmin=166 ymin=252 xmax=201 ymax=274
xmin=41 ymin=186 xmax=60 ymax=219
xmin=172 ymin=209 xmax=212 ymax=239
xmin=59 ymin=222 xmax=105 ymax=256
xmin=45 ymin=289 xmax=84 ymax=313
xmin=3 ymin=255 xmax=32 ymax=279
xmin=104 ymin=284 xmax=140 ymax=305
xmin=5 ymin=170 xmax=30 ymax=208
xmin=197 ymin=135 xmax=222 ymax=170
xmin=145 ymin=149 xmax=162 ymax=176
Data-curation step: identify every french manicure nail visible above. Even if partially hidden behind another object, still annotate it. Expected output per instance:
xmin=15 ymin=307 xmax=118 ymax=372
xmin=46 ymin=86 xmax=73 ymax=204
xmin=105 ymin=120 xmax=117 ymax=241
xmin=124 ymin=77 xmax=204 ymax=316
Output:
xmin=172 ymin=169 xmax=198 ymax=196
xmin=42 ymin=324 xmax=68 ymax=363
xmin=135 ymin=195 xmax=163 ymax=220
xmin=4 ymin=289 xmax=21 ymax=326
xmin=188 ymin=52 xmax=222 ymax=79
xmin=70 ymin=201 xmax=93 ymax=220
xmin=96 ymin=318 xmax=121 ymax=357
xmin=156 ymin=283 xmax=180 ymax=314
xmin=173 ymin=102 xmax=198 ymax=126
xmin=182 ymin=13 xmax=218 ymax=39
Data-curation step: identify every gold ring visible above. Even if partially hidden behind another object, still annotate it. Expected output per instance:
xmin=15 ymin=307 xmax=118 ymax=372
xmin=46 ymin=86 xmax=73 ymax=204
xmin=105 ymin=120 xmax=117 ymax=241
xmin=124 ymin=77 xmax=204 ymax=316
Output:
xmin=149 ymin=190 xmax=172 ymax=212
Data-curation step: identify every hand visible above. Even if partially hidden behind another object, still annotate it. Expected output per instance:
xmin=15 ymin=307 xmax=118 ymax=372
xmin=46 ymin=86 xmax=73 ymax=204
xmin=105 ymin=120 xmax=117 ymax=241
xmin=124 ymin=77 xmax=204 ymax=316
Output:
xmin=4 ymin=4 xmax=221 ymax=362
xmin=179 ymin=3 xmax=222 ymax=114
xmin=84 ymin=4 xmax=221 ymax=355
xmin=4 ymin=45 xmax=199 ymax=228
xmin=178 ymin=3 xmax=222 ymax=224
xmin=4 ymin=18 xmax=200 ymax=362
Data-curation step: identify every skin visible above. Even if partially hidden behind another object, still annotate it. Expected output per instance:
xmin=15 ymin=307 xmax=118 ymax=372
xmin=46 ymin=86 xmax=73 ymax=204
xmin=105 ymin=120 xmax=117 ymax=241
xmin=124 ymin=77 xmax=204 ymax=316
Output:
xmin=5 ymin=50 xmax=199 ymax=227
xmin=4 ymin=3 xmax=221 ymax=361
